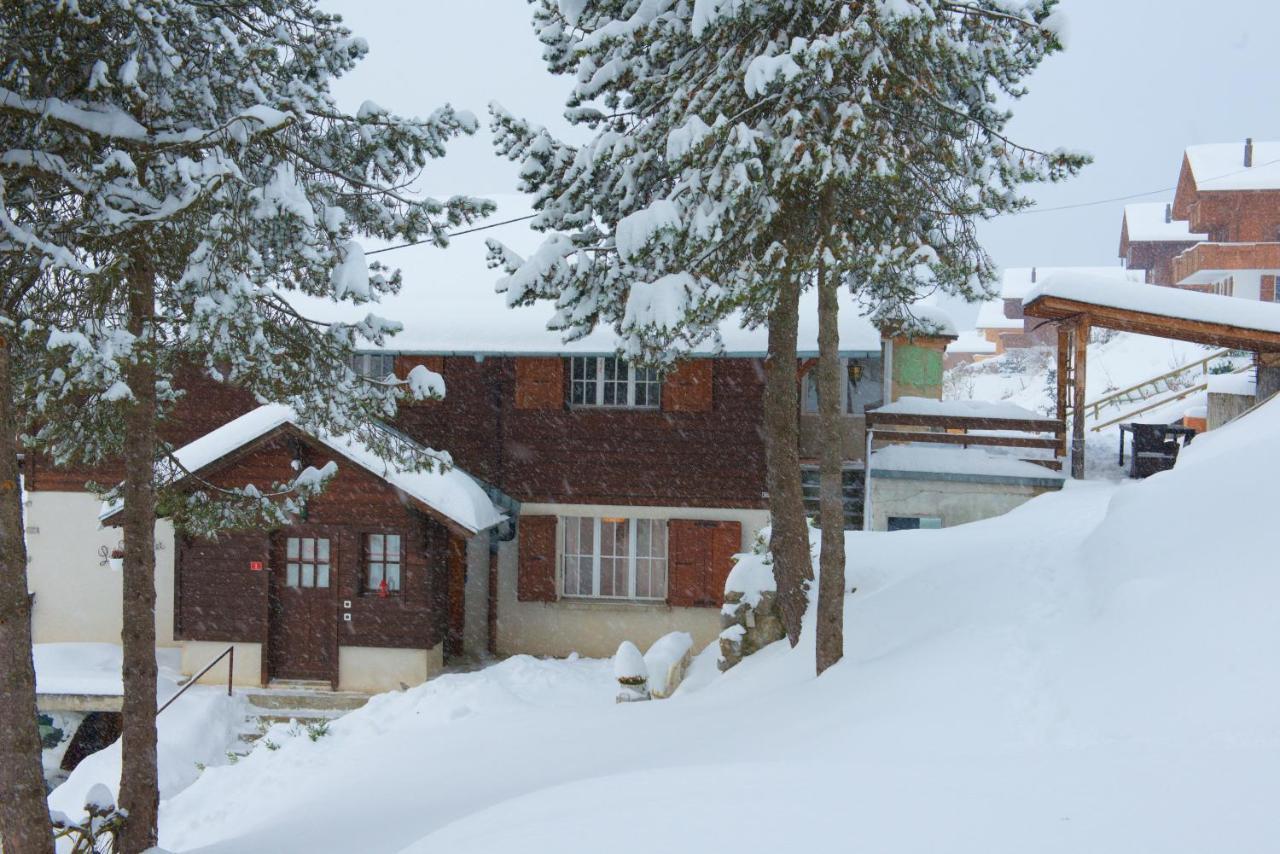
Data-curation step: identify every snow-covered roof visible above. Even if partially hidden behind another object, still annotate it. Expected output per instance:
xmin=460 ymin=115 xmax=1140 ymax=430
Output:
xmin=871 ymin=396 xmax=1052 ymax=423
xmin=946 ymin=330 xmax=997 ymax=356
xmin=1122 ymin=203 xmax=1207 ymax=243
xmin=104 ymin=404 xmax=504 ymax=534
xmin=1186 ymin=141 xmax=1280 ymax=191
xmin=290 ymin=194 xmax=952 ymax=357
xmin=869 ymin=445 xmax=1064 ymax=482
xmin=1207 ymin=371 xmax=1256 ymax=397
xmin=974 ymin=299 xmax=1022 ymax=331
xmin=1024 ymin=272 xmax=1280 ymax=335
xmin=1000 ymin=266 xmax=1142 ymax=300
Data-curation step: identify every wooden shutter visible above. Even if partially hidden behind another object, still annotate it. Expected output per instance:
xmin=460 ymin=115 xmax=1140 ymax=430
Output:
xmin=666 ymin=519 xmax=742 ymax=607
xmin=514 ymin=358 xmax=564 ymax=410
xmin=663 ymin=360 xmax=714 ymax=412
xmin=517 ymin=515 xmax=558 ymax=602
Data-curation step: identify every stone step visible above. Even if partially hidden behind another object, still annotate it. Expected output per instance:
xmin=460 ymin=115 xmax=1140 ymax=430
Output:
xmin=242 ymin=690 xmax=369 ymax=712
xmin=248 ymin=708 xmax=349 ymax=725
xmin=267 ymin=679 xmax=332 ymax=691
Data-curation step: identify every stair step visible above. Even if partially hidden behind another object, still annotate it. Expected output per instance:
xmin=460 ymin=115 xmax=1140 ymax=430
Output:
xmin=248 ymin=709 xmax=350 ymax=725
xmin=267 ymin=679 xmax=332 ymax=690
xmin=243 ymin=691 xmax=369 ymax=712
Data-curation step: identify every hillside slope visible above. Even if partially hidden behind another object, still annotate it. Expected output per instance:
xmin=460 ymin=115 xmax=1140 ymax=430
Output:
xmin=152 ymin=396 xmax=1280 ymax=853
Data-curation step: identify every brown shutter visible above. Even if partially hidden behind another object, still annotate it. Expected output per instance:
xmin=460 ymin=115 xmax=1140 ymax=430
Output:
xmin=663 ymin=360 xmax=714 ymax=412
xmin=666 ymin=519 xmax=742 ymax=607
xmin=396 ymin=355 xmax=445 ymax=377
xmin=517 ymin=515 xmax=558 ymax=602
xmin=514 ymin=357 xmax=564 ymax=410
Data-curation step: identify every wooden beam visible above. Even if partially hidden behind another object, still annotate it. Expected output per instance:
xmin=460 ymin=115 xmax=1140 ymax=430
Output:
xmin=863 ymin=413 xmax=1064 ymax=433
xmin=1071 ymin=318 xmax=1089 ymax=479
xmin=871 ymin=432 xmax=1061 ymax=451
xmin=1056 ymin=323 xmax=1070 ymax=459
xmin=1024 ymin=295 xmax=1280 ymax=352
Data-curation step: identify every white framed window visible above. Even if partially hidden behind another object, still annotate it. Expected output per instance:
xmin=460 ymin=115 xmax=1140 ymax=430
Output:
xmin=285 ymin=537 xmax=331 ymax=589
xmin=561 ymin=516 xmax=668 ymax=600
xmin=570 ymin=356 xmax=661 ymax=408
xmin=350 ymin=352 xmax=396 ymax=379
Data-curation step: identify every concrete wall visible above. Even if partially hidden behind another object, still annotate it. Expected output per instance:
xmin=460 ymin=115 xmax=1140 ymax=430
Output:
xmin=462 ymin=533 xmax=491 ymax=657
xmin=337 ymin=645 xmax=442 ymax=693
xmin=867 ymin=475 xmax=1059 ymax=531
xmin=494 ymin=503 xmax=768 ymax=659
xmin=26 ymin=491 xmax=176 ymax=647
xmin=181 ymin=641 xmax=262 ymax=687
xmin=1208 ymin=391 xmax=1257 ymax=430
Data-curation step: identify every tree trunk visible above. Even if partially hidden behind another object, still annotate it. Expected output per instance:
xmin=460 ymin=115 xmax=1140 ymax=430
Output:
xmin=763 ymin=273 xmax=811 ymax=646
xmin=0 ymin=333 xmax=56 ymax=853
xmin=814 ymin=259 xmax=845 ymax=675
xmin=118 ymin=261 xmax=160 ymax=854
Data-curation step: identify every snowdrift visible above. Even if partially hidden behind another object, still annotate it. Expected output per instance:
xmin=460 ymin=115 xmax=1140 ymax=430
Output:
xmin=152 ymin=398 xmax=1280 ymax=853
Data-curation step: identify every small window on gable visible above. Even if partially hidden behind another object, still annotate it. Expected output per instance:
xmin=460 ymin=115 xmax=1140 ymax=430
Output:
xmin=363 ymin=533 xmax=403 ymax=595
xmin=569 ymin=356 xmax=660 ymax=409
xmin=350 ymin=353 xmax=396 ymax=380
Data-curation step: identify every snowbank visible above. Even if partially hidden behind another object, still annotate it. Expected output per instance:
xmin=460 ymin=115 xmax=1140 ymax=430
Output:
xmin=34 ymin=643 xmax=126 ymax=696
xmin=155 ymin=397 xmax=1280 ymax=853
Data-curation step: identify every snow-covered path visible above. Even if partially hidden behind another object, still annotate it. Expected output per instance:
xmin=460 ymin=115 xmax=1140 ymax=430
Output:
xmin=155 ymin=399 xmax=1280 ymax=853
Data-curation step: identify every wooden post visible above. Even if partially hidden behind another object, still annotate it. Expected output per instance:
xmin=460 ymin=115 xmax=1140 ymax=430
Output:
xmin=1071 ymin=318 xmax=1089 ymax=479
xmin=1056 ymin=324 xmax=1070 ymax=460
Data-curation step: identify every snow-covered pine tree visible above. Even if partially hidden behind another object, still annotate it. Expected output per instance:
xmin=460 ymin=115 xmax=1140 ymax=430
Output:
xmin=490 ymin=0 xmax=1085 ymax=658
xmin=1 ymin=2 xmax=488 ymax=848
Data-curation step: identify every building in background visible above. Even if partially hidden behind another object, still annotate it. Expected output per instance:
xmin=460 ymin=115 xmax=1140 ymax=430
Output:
xmin=1119 ymin=201 xmax=1206 ymax=285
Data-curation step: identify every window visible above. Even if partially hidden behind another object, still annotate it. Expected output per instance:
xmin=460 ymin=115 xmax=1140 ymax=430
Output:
xmin=562 ymin=516 xmax=667 ymax=600
xmin=886 ymin=516 xmax=942 ymax=532
xmin=801 ymin=357 xmax=883 ymax=415
xmin=570 ymin=357 xmax=660 ymax=408
xmin=285 ymin=537 xmax=330 ymax=589
xmin=349 ymin=352 xmax=396 ymax=379
xmin=363 ymin=533 xmax=402 ymax=594
xmin=800 ymin=466 xmax=866 ymax=530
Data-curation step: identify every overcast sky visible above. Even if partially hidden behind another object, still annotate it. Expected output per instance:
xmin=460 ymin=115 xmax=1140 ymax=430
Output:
xmin=324 ymin=0 xmax=1280 ymax=328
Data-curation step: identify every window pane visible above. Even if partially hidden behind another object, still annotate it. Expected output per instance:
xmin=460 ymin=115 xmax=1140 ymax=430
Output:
xmin=599 ymin=556 xmax=624 ymax=597
xmin=650 ymin=556 xmax=667 ymax=599
xmin=386 ymin=563 xmax=401 ymax=591
xmin=301 ymin=538 xmax=314 ymax=561
xmin=368 ymin=534 xmax=384 ymax=558
xmin=301 ymin=563 xmax=315 ymax=587
xmin=286 ymin=563 xmax=299 ymax=587
xmin=636 ymin=519 xmax=650 ymax=557
xmin=368 ymin=562 xmax=384 ymax=588
xmin=650 ymin=519 xmax=667 ymax=557
xmin=317 ymin=539 xmax=330 ymax=561
xmin=635 ymin=558 xmax=652 ymax=599
xmin=387 ymin=534 xmax=401 ymax=556
xmin=287 ymin=538 xmax=299 ymax=559
xmin=316 ymin=563 xmax=330 ymax=588
xmin=565 ymin=517 xmax=579 ymax=555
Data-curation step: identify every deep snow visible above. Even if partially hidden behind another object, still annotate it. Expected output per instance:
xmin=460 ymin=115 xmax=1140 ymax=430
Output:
xmin=146 ymin=393 xmax=1280 ymax=853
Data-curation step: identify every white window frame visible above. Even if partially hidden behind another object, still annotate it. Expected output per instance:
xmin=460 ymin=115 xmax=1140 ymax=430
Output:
xmin=350 ymin=352 xmax=396 ymax=379
xmin=569 ymin=356 xmax=661 ymax=409
xmin=560 ymin=516 xmax=668 ymax=601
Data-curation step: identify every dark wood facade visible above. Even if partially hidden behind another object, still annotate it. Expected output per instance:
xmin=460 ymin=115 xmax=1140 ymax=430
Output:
xmin=393 ymin=355 xmax=769 ymax=509
xmin=173 ymin=429 xmax=458 ymax=685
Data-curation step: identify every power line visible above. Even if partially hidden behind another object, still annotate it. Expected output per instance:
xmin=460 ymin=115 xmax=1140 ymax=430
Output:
xmin=365 ymin=214 xmax=537 ymax=256
xmin=365 ymin=155 xmax=1280 ymax=253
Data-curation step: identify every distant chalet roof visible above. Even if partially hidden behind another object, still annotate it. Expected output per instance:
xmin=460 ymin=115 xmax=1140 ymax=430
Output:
xmin=946 ymin=330 xmax=997 ymax=355
xmin=1122 ymin=202 xmax=1208 ymax=243
xmin=101 ymin=404 xmax=504 ymax=535
xmin=1185 ymin=141 xmax=1280 ymax=191
xmin=290 ymin=194 xmax=954 ymax=358
xmin=974 ymin=298 xmax=1022 ymax=331
xmin=1023 ymin=272 xmax=1280 ymax=351
xmin=999 ymin=266 xmax=1142 ymax=301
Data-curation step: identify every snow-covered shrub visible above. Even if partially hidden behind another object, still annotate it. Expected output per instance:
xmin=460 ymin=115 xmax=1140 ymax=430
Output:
xmin=613 ymin=641 xmax=650 ymax=703
xmin=643 ymin=632 xmax=695 ymax=699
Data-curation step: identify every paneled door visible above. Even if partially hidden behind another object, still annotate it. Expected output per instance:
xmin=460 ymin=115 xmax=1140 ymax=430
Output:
xmin=268 ymin=531 xmax=337 ymax=682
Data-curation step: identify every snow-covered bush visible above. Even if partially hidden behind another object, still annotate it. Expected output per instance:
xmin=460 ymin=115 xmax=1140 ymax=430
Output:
xmin=613 ymin=641 xmax=650 ymax=703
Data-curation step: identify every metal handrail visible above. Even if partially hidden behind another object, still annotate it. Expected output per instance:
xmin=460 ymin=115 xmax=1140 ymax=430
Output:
xmin=1083 ymin=348 xmax=1231 ymax=421
xmin=157 ymin=645 xmax=234 ymax=716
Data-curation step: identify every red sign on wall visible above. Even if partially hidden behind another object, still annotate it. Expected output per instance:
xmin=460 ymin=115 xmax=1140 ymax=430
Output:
xmin=249 ymin=561 xmax=264 ymax=572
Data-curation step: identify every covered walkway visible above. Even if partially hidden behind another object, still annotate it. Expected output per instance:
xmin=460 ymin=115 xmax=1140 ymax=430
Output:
xmin=1022 ymin=272 xmax=1280 ymax=477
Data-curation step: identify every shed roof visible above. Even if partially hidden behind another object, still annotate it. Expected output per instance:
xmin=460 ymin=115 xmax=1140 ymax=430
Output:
xmin=1122 ymin=202 xmax=1207 ymax=243
xmin=101 ymin=404 xmax=504 ymax=535
xmin=1023 ymin=272 xmax=1280 ymax=351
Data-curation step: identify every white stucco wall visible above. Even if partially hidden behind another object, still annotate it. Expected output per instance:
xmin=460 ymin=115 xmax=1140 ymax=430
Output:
xmin=181 ymin=641 xmax=262 ymax=687
xmin=868 ymin=475 xmax=1059 ymax=531
xmin=25 ymin=491 xmax=176 ymax=647
xmin=338 ymin=645 xmax=442 ymax=693
xmin=493 ymin=503 xmax=768 ymax=659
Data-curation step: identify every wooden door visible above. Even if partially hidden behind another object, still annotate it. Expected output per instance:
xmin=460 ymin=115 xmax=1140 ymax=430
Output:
xmin=268 ymin=531 xmax=337 ymax=682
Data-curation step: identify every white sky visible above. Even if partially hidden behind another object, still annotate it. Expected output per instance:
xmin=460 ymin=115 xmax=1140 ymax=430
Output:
xmin=324 ymin=0 xmax=1280 ymax=329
